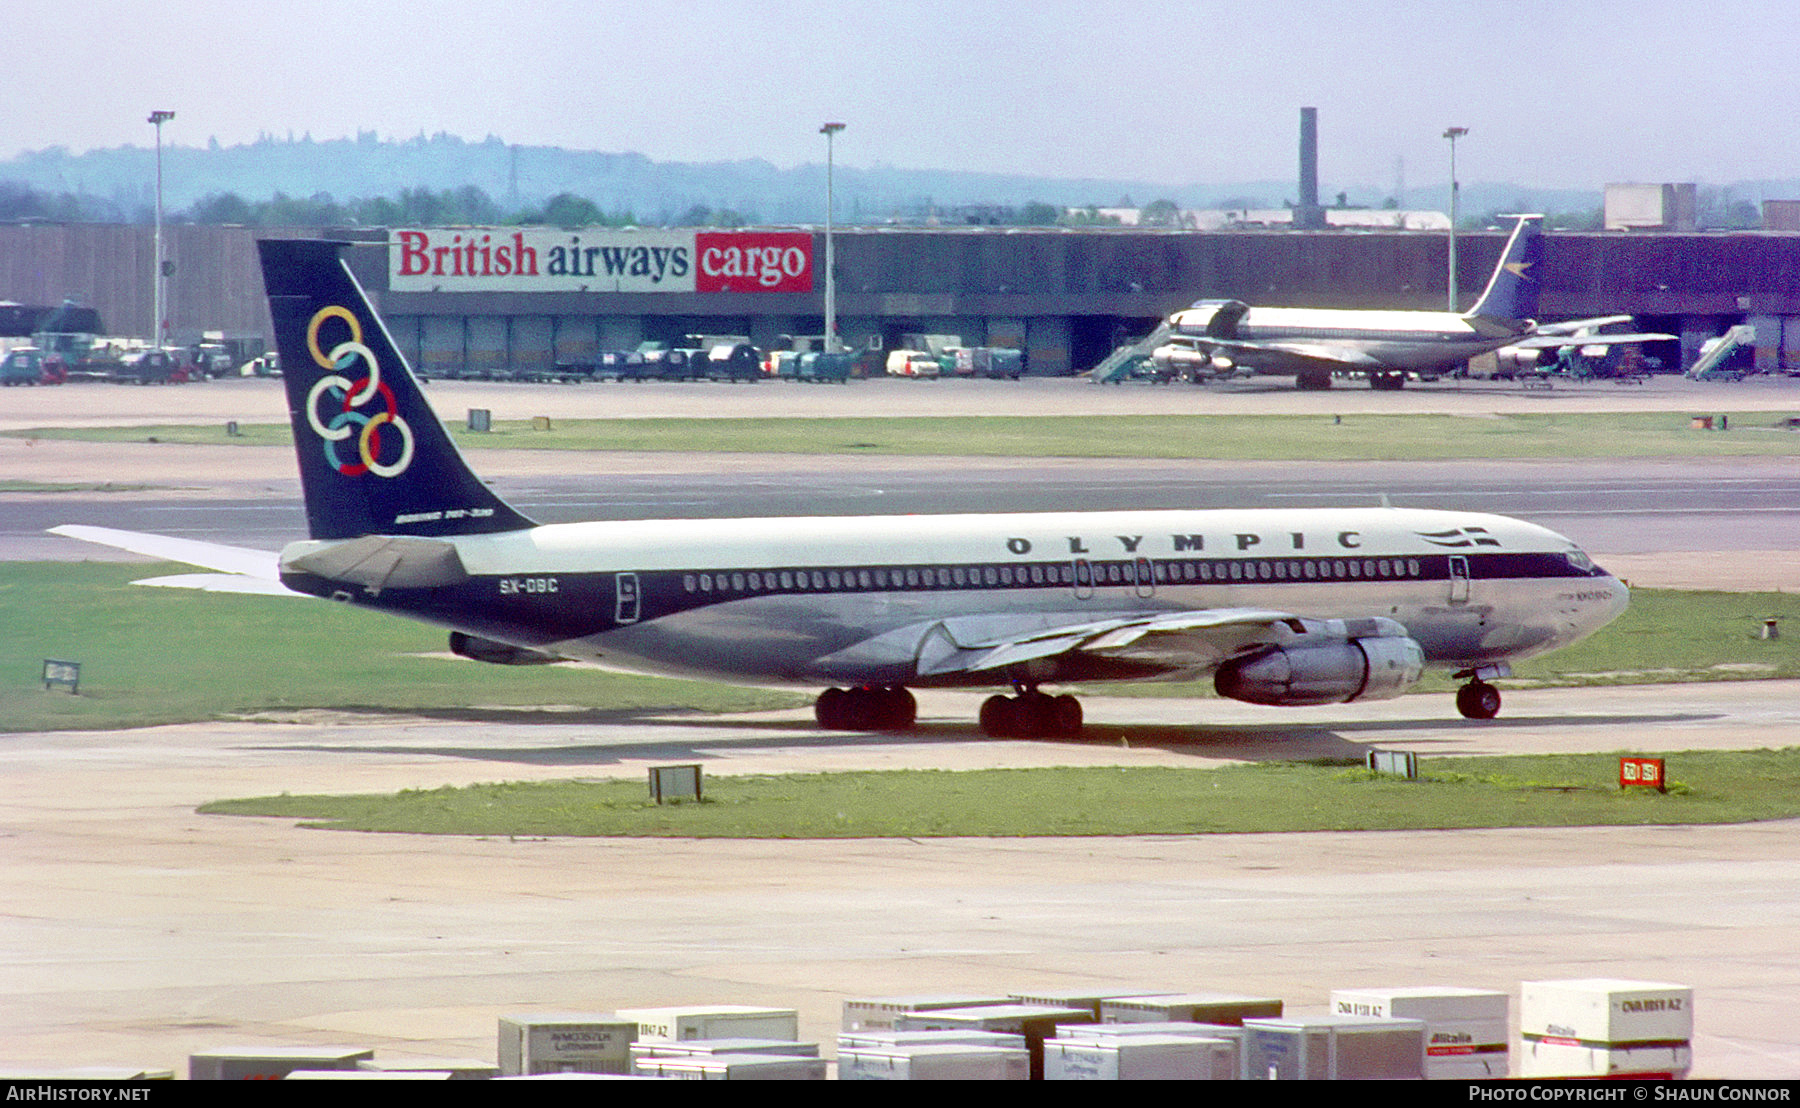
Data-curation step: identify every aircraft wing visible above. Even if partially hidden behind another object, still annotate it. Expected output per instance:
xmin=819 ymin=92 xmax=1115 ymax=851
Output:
xmin=1532 ymin=315 xmax=1631 ymax=336
xmin=1509 ymin=331 xmax=1677 ymax=350
xmin=814 ymin=607 xmax=1410 ymax=683
xmin=1203 ymin=338 xmax=1386 ymax=369
xmin=48 ymin=524 xmax=305 ymax=597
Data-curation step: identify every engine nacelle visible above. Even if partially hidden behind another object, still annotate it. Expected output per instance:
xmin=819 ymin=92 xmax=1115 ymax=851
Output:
xmin=449 ymin=631 xmax=562 ymax=666
xmin=1151 ymin=341 xmax=1232 ymax=378
xmin=1495 ymin=345 xmax=1554 ymax=376
xmin=1214 ymin=635 xmax=1424 ymax=707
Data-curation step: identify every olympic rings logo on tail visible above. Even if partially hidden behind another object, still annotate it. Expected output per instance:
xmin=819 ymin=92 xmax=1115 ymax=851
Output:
xmin=304 ymin=305 xmax=414 ymax=478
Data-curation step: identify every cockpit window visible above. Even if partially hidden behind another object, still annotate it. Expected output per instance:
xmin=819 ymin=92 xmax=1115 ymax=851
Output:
xmin=1566 ymin=549 xmax=1595 ymax=573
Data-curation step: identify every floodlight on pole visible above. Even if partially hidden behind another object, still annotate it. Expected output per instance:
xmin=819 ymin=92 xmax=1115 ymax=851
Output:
xmin=1443 ymin=126 xmax=1467 ymax=312
xmin=148 ymin=110 xmax=176 ymax=347
xmin=820 ymin=122 xmax=845 ymax=353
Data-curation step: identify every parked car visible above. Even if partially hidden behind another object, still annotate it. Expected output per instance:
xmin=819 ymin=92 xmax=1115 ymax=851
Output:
xmin=1 ymin=348 xmax=66 ymax=385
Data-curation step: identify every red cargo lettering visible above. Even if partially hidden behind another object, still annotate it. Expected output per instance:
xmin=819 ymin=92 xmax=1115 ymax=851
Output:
xmin=695 ymin=232 xmax=813 ymax=292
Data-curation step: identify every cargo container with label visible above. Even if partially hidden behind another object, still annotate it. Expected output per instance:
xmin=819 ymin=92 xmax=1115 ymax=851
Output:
xmin=498 ymin=1013 xmax=637 ymax=1076
xmin=1330 ymin=986 xmax=1509 ymax=1078
xmin=1519 ymin=979 xmax=1693 ymax=1079
xmin=1045 ymin=1034 xmax=1239 ymax=1080
xmin=614 ymin=1005 xmax=799 ymax=1044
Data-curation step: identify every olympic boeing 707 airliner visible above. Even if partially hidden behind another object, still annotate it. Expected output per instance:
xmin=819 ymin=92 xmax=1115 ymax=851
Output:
xmin=54 ymin=238 xmax=1629 ymax=738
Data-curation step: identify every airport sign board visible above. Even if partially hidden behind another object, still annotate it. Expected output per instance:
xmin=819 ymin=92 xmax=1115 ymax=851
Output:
xmin=388 ymin=228 xmax=812 ymax=294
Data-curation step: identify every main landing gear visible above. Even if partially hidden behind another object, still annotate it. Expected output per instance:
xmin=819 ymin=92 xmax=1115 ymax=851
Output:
xmin=814 ymin=685 xmax=917 ymax=731
xmin=1455 ymin=680 xmax=1502 ymax=720
xmin=979 ymin=687 xmax=1083 ymax=739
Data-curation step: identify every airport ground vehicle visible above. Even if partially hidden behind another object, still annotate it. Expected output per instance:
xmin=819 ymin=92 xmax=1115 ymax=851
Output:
xmin=700 ymin=342 xmax=763 ymax=382
xmin=110 ymin=349 xmax=198 ymax=384
xmin=0 ymin=348 xmax=66 ymax=386
xmin=952 ymin=346 xmax=1025 ymax=379
xmin=886 ymin=349 xmax=942 ymax=377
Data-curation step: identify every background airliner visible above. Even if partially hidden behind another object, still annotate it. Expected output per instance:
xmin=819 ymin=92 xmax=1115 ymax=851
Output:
xmin=53 ymin=239 xmax=1629 ymax=738
xmin=1150 ymin=215 xmax=1664 ymax=390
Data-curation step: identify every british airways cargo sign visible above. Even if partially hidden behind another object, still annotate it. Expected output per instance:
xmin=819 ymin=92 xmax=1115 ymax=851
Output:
xmin=388 ymin=228 xmax=813 ymax=294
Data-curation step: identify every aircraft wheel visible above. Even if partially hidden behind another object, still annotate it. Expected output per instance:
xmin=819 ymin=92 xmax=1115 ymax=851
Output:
xmin=814 ymin=687 xmax=850 ymax=729
xmin=1456 ymin=681 xmax=1502 ymax=720
xmin=979 ymin=694 xmax=1017 ymax=738
xmin=877 ymin=686 xmax=917 ymax=730
xmin=1050 ymin=694 xmax=1084 ymax=738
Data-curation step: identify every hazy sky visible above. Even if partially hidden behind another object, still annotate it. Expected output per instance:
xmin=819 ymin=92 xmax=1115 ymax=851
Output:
xmin=11 ymin=0 xmax=1799 ymax=191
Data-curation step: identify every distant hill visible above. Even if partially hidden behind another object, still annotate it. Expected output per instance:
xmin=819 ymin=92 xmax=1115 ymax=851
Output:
xmin=0 ymin=131 xmax=1660 ymax=226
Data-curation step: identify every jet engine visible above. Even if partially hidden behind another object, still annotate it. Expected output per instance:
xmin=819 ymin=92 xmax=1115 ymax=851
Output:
xmin=449 ymin=631 xmax=562 ymax=666
xmin=1213 ymin=634 xmax=1423 ymax=707
xmin=1494 ymin=345 xmax=1554 ymax=377
xmin=1151 ymin=338 xmax=1235 ymax=379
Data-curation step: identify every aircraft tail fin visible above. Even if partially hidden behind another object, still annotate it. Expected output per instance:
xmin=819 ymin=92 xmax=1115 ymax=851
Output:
xmin=257 ymin=239 xmax=536 ymax=541
xmin=1463 ymin=214 xmax=1544 ymax=324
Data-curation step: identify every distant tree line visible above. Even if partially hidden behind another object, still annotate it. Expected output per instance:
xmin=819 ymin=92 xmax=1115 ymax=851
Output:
xmin=0 ymin=179 xmax=1152 ymax=230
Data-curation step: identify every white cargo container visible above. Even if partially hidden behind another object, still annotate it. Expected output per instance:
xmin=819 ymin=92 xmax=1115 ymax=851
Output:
xmin=895 ymin=1003 xmax=1094 ymax=1080
xmin=498 ymin=1013 xmax=637 ymax=1075
xmin=614 ymin=1005 xmax=799 ymax=1043
xmin=838 ymin=1043 xmax=1030 ymax=1081
xmin=1520 ymin=979 xmax=1693 ymax=1044
xmin=842 ymin=994 xmax=1014 ymax=1031
xmin=1331 ymin=986 xmax=1509 ymax=1078
xmin=1045 ymin=1034 xmax=1238 ymax=1080
xmin=839 ymin=1029 xmax=1026 ymax=1053
xmin=1244 ymin=1015 xmax=1426 ymax=1080
xmin=1101 ymin=992 xmax=1283 ymax=1026
xmin=631 ymin=1052 xmax=826 ymax=1080
xmin=1520 ymin=979 xmax=1693 ymax=1079
xmin=1058 ymin=1021 xmax=1249 ymax=1079
xmin=630 ymin=1039 xmax=818 ymax=1067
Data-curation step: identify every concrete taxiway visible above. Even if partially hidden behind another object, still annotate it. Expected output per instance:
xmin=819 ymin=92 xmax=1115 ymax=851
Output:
xmin=3 ymin=683 xmax=1800 ymax=1078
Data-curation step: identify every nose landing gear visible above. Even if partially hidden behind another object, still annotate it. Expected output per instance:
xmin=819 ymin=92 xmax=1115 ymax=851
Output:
xmin=1455 ymin=680 xmax=1502 ymax=720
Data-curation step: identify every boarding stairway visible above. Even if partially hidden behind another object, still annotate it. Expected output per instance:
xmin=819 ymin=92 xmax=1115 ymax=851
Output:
xmin=1089 ymin=321 xmax=1174 ymax=384
xmin=1685 ymin=324 xmax=1755 ymax=379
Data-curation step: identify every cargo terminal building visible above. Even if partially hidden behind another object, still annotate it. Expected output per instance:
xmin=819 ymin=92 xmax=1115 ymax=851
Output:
xmin=3 ymin=222 xmax=1799 ymax=376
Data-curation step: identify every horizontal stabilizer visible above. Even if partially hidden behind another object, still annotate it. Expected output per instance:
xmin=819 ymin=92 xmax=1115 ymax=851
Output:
xmin=49 ymin=524 xmax=281 ymax=579
xmin=133 ymin=573 xmax=306 ymax=597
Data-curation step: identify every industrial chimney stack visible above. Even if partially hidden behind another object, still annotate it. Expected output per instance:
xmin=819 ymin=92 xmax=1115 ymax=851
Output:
xmin=1296 ymin=107 xmax=1327 ymax=230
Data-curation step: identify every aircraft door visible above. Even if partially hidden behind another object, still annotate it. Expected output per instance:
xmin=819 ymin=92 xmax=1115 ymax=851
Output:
xmin=615 ymin=572 xmax=641 ymax=624
xmin=1448 ymin=556 xmax=1471 ymax=605
xmin=1072 ymin=558 xmax=1095 ymax=600
xmin=1133 ymin=556 xmax=1155 ymax=598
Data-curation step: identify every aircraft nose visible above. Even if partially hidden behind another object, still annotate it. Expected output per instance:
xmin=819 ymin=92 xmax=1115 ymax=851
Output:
xmin=1592 ymin=572 xmax=1631 ymax=630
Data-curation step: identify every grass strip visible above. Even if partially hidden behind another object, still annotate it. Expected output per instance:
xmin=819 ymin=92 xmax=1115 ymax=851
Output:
xmin=0 ymin=562 xmax=804 ymax=733
xmin=197 ymin=750 xmax=1800 ymax=837
xmin=9 ymin=411 xmax=1800 ymax=460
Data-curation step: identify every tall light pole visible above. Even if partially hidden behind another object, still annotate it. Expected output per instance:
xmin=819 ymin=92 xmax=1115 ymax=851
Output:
xmin=148 ymin=110 xmax=176 ymax=348
xmin=819 ymin=121 xmax=845 ymax=353
xmin=1443 ymin=126 xmax=1467 ymax=312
